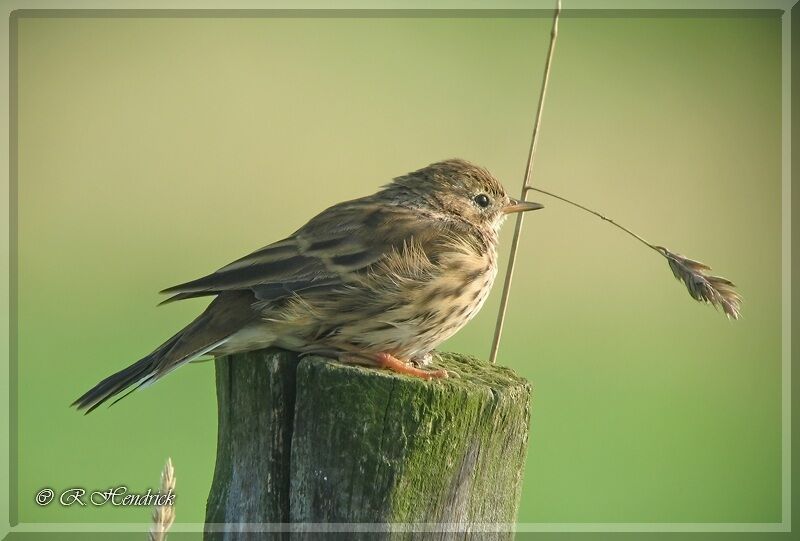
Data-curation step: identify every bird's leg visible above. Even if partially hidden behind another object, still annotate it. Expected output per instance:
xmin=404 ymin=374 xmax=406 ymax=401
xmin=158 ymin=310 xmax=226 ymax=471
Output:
xmin=339 ymin=352 xmax=448 ymax=380
xmin=375 ymin=352 xmax=448 ymax=380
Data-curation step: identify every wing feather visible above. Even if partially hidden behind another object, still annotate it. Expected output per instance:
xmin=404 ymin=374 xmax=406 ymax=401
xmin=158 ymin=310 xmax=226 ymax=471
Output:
xmin=159 ymin=198 xmax=434 ymax=305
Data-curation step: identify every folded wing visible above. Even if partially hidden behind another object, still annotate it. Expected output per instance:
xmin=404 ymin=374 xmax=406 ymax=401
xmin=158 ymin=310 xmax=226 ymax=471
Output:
xmin=159 ymin=199 xmax=433 ymax=305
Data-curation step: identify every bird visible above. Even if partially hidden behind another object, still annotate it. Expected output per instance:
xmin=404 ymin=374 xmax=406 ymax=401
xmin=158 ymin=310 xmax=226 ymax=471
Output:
xmin=73 ymin=159 xmax=543 ymax=413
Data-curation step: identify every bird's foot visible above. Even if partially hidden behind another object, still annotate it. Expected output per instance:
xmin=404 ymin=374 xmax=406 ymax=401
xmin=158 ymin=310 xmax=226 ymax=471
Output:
xmin=375 ymin=352 xmax=448 ymax=380
xmin=340 ymin=352 xmax=448 ymax=380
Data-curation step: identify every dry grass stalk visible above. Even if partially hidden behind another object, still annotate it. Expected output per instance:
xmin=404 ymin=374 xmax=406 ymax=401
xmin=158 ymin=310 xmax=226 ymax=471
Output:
xmin=148 ymin=458 xmax=176 ymax=541
xmin=490 ymin=0 xmax=740 ymax=364
xmin=490 ymin=0 xmax=562 ymax=364
xmin=530 ymin=186 xmax=742 ymax=320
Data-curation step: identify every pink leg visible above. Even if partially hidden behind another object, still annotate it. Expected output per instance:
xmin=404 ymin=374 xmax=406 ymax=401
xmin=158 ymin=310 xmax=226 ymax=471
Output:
xmin=374 ymin=352 xmax=448 ymax=380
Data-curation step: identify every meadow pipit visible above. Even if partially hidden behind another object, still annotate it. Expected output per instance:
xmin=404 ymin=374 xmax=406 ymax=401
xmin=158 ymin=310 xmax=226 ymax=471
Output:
xmin=74 ymin=159 xmax=543 ymax=412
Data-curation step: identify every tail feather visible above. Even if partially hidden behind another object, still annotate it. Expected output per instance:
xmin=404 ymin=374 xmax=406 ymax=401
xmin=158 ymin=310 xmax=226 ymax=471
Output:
xmin=73 ymin=291 xmax=257 ymax=414
xmin=72 ymin=331 xmax=183 ymax=414
xmin=72 ymin=353 xmax=158 ymax=413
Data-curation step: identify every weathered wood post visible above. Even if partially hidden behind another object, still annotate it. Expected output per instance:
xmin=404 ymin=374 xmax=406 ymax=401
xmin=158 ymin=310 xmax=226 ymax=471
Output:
xmin=204 ymin=348 xmax=531 ymax=539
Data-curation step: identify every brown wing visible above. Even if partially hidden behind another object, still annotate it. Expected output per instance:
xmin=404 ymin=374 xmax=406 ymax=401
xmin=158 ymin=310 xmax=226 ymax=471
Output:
xmin=159 ymin=197 xmax=435 ymax=305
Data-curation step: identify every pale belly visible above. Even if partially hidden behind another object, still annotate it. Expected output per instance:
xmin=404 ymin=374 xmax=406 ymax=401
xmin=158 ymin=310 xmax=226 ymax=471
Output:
xmin=215 ymin=249 xmax=498 ymax=360
xmin=344 ymin=264 xmax=498 ymax=358
xmin=307 ymin=249 xmax=497 ymax=359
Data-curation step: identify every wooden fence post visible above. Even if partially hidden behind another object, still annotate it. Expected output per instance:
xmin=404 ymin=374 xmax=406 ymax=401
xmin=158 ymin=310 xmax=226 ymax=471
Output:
xmin=204 ymin=349 xmax=531 ymax=540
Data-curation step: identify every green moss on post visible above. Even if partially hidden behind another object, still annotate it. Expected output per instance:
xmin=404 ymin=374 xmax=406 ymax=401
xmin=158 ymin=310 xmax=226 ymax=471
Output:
xmin=205 ymin=349 xmax=531 ymax=539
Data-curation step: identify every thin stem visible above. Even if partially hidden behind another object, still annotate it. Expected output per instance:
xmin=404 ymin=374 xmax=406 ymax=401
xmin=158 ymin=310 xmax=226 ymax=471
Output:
xmin=525 ymin=186 xmax=742 ymax=320
xmin=490 ymin=0 xmax=561 ymax=364
xmin=527 ymin=186 xmax=661 ymax=255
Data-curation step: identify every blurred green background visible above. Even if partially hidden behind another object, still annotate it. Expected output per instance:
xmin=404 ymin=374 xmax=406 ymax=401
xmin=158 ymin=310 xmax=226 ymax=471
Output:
xmin=15 ymin=11 xmax=781 ymax=526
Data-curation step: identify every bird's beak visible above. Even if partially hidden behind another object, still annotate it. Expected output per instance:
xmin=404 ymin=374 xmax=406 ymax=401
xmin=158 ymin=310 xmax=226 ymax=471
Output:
xmin=503 ymin=198 xmax=544 ymax=214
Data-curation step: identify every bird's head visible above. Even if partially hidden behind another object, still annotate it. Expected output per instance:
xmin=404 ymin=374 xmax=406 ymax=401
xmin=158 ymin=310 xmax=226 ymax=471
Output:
xmin=383 ymin=158 xmax=543 ymax=232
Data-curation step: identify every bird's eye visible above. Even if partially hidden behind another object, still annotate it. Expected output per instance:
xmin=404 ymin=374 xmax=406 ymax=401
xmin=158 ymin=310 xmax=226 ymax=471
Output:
xmin=474 ymin=194 xmax=490 ymax=208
